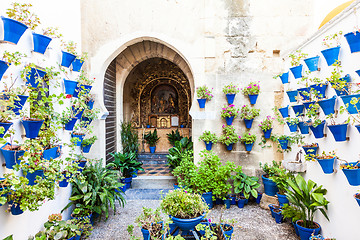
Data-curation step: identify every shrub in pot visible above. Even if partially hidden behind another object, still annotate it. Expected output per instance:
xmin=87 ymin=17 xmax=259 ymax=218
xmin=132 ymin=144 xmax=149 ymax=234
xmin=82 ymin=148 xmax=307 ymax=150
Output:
xmin=135 ymin=207 xmax=164 ymax=240
xmin=81 ymin=135 xmax=97 ymax=153
xmin=221 ymin=104 xmax=239 ymax=125
xmin=144 ymin=129 xmax=160 ymax=153
xmin=269 ymin=166 xmax=293 ymax=206
xmin=196 ymin=85 xmax=213 ymax=108
xmin=239 ymin=105 xmax=260 ymax=129
xmin=231 ymin=167 xmax=260 ymax=207
xmin=242 ymin=81 xmax=260 ymax=105
xmin=167 ymin=137 xmax=193 ymax=170
xmin=223 ymin=82 xmax=240 ymax=104
xmin=259 ymin=115 xmax=274 ymax=139
xmin=218 ymin=125 xmax=239 ymax=151
xmin=199 ymin=130 xmax=217 ymax=151
xmin=260 ymin=161 xmax=281 ymax=196
xmin=239 ymin=132 xmax=256 ymax=152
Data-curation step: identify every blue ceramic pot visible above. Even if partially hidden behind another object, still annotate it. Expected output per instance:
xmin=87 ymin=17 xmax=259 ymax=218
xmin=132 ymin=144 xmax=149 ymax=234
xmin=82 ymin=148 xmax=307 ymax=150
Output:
xmin=298 ymin=87 xmax=310 ymax=101
xmin=263 ymin=128 xmax=272 ymax=139
xmin=321 ymin=46 xmax=340 ymax=66
xmin=0 ymin=60 xmax=10 ymax=80
xmin=318 ymin=96 xmax=336 ymax=115
xmin=1 ymin=16 xmax=28 ymax=44
xmin=278 ymin=139 xmax=289 ymax=150
xmin=226 ymin=116 xmax=234 ymax=125
xmin=298 ymin=121 xmax=310 ymax=134
xmin=304 ymin=56 xmax=320 ymax=72
xmin=262 ymin=175 xmax=279 ymax=196
xmin=149 ymin=146 xmax=156 ymax=153
xmin=72 ymin=59 xmax=84 ymax=72
xmin=273 ymin=209 xmax=283 ymax=224
xmin=87 ymin=100 xmax=94 ymax=110
xmin=171 ymin=212 xmax=206 ymax=231
xmin=230 ymin=195 xmax=236 ymax=205
xmin=64 ymin=118 xmax=77 ymax=131
xmin=224 ymin=199 xmax=231 ymax=209
xmin=21 ymin=119 xmax=44 ymax=139
xmin=296 ymin=220 xmax=321 ymax=240
xmin=202 ymin=192 xmax=213 ymax=209
xmin=226 ymin=143 xmax=233 ymax=151
xmin=244 ymin=143 xmax=254 ymax=152
xmin=0 ymin=122 xmax=13 ymax=138
xmin=303 ymin=101 xmax=316 ymax=111
xmin=222 ymin=224 xmax=234 ymax=240
xmin=290 ymin=65 xmax=303 ymax=79
xmin=292 ymin=104 xmax=304 ymax=116
xmin=12 ymin=95 xmax=28 ymax=115
xmin=226 ymin=94 xmax=236 ymax=104
xmin=9 ymin=200 xmax=23 ymax=215
xmin=244 ymin=118 xmax=254 ymax=129
xmin=204 ymin=141 xmax=213 ymax=151
xmin=268 ymin=204 xmax=278 ymax=218
xmin=276 ymin=193 xmax=289 ymax=206
xmin=61 ymin=51 xmax=77 ymax=68
xmin=278 ymin=106 xmax=289 ymax=118
xmin=43 ymin=146 xmax=60 ymax=160
xmin=279 ymin=72 xmax=289 ymax=84
xmin=286 ymin=122 xmax=298 ymax=132
xmin=73 ymin=84 xmax=92 ymax=98
xmin=0 ymin=143 xmax=24 ymax=169
xmin=310 ymin=83 xmax=327 ymax=99
xmin=25 ymin=68 xmax=46 ymax=88
xmin=340 ymin=94 xmax=360 ymax=114
xmin=197 ymin=98 xmax=206 ymax=108
xmin=302 ymin=144 xmax=318 ymax=155
xmin=248 ymin=94 xmax=258 ymax=105
xmin=25 ymin=169 xmax=44 ymax=185
xmin=71 ymin=133 xmax=85 ymax=146
xmin=309 ymin=121 xmax=326 ymax=139
xmin=32 ymin=33 xmax=52 ymax=54
xmin=237 ymin=198 xmax=246 ymax=208
xmin=341 ymin=162 xmax=360 ymax=186
xmin=82 ymin=144 xmax=92 ymax=153
xmin=316 ymin=157 xmax=335 ymax=174
xmin=327 ymin=123 xmax=348 ymax=142
xmin=59 ymin=173 xmax=70 ymax=187
xmin=81 ymin=117 xmax=92 ymax=127
xmin=344 ymin=31 xmax=360 ymax=53
xmin=64 ymin=79 xmax=78 ymax=95
xmin=354 ymin=193 xmax=360 ymax=207
xmin=286 ymin=90 xmax=298 ymax=102
xmin=256 ymin=193 xmax=262 ymax=204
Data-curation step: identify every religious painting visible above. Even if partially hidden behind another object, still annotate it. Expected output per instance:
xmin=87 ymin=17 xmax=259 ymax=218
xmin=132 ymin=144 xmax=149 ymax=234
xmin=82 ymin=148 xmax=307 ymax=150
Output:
xmin=151 ymin=84 xmax=178 ymax=114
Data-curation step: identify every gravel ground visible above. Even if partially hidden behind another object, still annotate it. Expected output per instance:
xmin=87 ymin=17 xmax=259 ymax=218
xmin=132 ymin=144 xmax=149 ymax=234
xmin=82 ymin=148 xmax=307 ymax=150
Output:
xmin=89 ymin=200 xmax=298 ymax=240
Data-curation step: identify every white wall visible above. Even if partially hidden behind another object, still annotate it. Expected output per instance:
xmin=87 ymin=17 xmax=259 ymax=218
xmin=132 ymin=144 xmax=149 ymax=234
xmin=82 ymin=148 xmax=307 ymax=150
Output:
xmin=282 ymin=2 xmax=360 ymax=239
xmin=0 ymin=1 xmax=82 ymax=239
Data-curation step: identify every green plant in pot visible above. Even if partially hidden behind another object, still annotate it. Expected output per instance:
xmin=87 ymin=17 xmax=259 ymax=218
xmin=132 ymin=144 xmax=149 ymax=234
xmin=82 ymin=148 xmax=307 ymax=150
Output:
xmin=120 ymin=121 xmax=139 ymax=154
xmin=172 ymin=152 xmax=196 ymax=190
xmin=199 ymin=130 xmax=217 ymax=151
xmin=167 ymin=137 xmax=193 ymax=170
xmin=239 ymin=132 xmax=257 ymax=152
xmin=167 ymin=129 xmax=183 ymax=146
xmin=285 ymin=175 xmax=329 ymax=240
xmin=269 ymin=166 xmax=294 ymax=206
xmin=144 ymin=129 xmax=160 ymax=153
xmin=218 ymin=125 xmax=239 ymax=150
xmin=81 ymin=135 xmax=98 ymax=153
xmin=231 ymin=167 xmax=260 ymax=205
xmin=135 ymin=207 xmax=163 ymax=240
xmin=108 ymin=151 xmax=143 ymax=179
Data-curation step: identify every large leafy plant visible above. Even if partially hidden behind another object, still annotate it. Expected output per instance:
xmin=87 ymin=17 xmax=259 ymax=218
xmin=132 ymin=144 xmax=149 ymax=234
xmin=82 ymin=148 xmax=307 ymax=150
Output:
xmin=144 ymin=129 xmax=160 ymax=147
xmin=107 ymin=151 xmax=143 ymax=178
xmin=167 ymin=137 xmax=193 ymax=170
xmin=231 ymin=167 xmax=260 ymax=199
xmin=120 ymin=121 xmax=139 ymax=154
xmin=285 ymin=175 xmax=329 ymax=229
xmin=167 ymin=129 xmax=183 ymax=146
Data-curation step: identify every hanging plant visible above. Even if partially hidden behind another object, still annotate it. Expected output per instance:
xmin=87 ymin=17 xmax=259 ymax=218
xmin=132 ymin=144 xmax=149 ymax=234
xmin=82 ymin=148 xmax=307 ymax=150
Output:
xmin=321 ymin=31 xmax=343 ymax=66
xmin=239 ymin=132 xmax=256 ymax=152
xmin=259 ymin=116 xmax=274 ymax=139
xmin=218 ymin=125 xmax=239 ymax=150
xmin=242 ymin=81 xmax=260 ymax=104
xmin=289 ymin=50 xmax=308 ymax=79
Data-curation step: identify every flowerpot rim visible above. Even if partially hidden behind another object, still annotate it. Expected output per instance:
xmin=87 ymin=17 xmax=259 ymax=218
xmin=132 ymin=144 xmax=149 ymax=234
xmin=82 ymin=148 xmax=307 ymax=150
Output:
xmin=295 ymin=220 xmax=320 ymax=229
xmin=32 ymin=32 xmax=52 ymax=41
xmin=1 ymin=16 xmax=28 ymax=28
xmin=170 ymin=212 xmax=206 ymax=221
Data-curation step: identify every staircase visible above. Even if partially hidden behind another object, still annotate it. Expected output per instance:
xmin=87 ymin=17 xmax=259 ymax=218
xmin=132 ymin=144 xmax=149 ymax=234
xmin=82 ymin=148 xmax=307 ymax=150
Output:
xmin=125 ymin=152 xmax=176 ymax=200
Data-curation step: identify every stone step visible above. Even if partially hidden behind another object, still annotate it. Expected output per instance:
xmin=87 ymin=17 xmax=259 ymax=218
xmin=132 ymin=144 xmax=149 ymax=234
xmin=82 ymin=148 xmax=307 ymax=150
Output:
xmin=124 ymin=189 xmax=171 ymax=200
xmin=131 ymin=176 xmax=176 ymax=189
xmin=138 ymin=153 xmax=169 ymax=164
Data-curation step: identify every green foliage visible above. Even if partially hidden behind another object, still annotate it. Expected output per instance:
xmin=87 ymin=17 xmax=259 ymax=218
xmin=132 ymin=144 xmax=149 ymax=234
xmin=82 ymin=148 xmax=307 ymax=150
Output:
xmin=232 ymin=167 xmax=260 ymax=199
xmin=6 ymin=2 xmax=41 ymax=30
xmin=160 ymin=189 xmax=208 ymax=218
xmin=218 ymin=125 xmax=239 ymax=146
xmin=269 ymin=166 xmax=294 ymax=195
xmin=167 ymin=137 xmax=193 ymax=170
xmin=258 ymin=115 xmax=274 ymax=131
xmin=322 ymin=31 xmax=343 ymax=48
xmin=239 ymin=105 xmax=260 ymax=120
xmin=172 ymin=153 xmax=196 ymax=189
xmin=196 ymin=85 xmax=213 ymax=100
xmin=220 ymin=104 xmax=239 ymax=118
xmin=144 ymin=129 xmax=160 ymax=147
xmin=289 ymin=49 xmax=308 ymax=66
xmin=167 ymin=129 xmax=183 ymax=146
xmin=285 ymin=175 xmax=329 ymax=228
xmin=222 ymin=83 xmax=240 ymax=94
xmin=120 ymin=121 xmax=139 ymax=154
xmin=240 ymin=132 xmax=257 ymax=144
xmin=2 ymin=51 xmax=26 ymax=66
xmin=242 ymin=82 xmax=260 ymax=96
xmin=281 ymin=203 xmax=303 ymax=223
xmin=81 ymin=135 xmax=98 ymax=147
xmin=199 ymin=130 xmax=218 ymax=144
xmin=108 ymin=151 xmax=143 ymax=178
xmin=259 ymin=160 xmax=281 ymax=177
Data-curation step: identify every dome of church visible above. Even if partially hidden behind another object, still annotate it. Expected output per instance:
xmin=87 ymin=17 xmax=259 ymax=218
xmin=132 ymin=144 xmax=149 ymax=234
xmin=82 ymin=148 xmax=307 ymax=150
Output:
xmin=319 ymin=0 xmax=355 ymax=29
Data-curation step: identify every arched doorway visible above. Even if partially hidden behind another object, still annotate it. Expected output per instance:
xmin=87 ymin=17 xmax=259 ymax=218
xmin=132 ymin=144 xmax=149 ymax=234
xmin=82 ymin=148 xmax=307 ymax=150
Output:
xmin=102 ymin=39 xmax=194 ymax=162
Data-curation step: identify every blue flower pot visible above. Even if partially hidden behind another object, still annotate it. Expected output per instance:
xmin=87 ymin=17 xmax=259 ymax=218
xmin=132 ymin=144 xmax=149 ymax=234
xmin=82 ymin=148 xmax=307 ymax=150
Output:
xmin=215 ymin=198 xmax=224 ymax=205
xmin=327 ymin=123 xmax=348 ymax=142
xmin=12 ymin=95 xmax=28 ymax=115
xmin=146 ymin=124 xmax=151 ymax=128
xmin=286 ymin=90 xmax=298 ymax=102
xmin=59 ymin=173 xmax=70 ymax=188
xmin=309 ymin=121 xmax=326 ymax=139
xmin=121 ymin=177 xmax=132 ymax=189
xmin=297 ymin=87 xmax=310 ymax=101
xmin=76 ymin=160 xmax=87 ymax=172
xmin=303 ymin=101 xmax=316 ymax=111
xmin=344 ymin=31 xmax=360 ymax=53
xmin=197 ymin=98 xmax=206 ymax=108
xmin=1 ymin=16 xmax=28 ymax=44
xmin=149 ymin=146 xmax=156 ymax=153
xmin=304 ymin=56 xmax=320 ymax=72
xmin=279 ymin=72 xmax=289 ymax=84
xmin=202 ymin=192 xmax=213 ymax=209
xmin=224 ymin=199 xmax=231 ymax=209
xmin=226 ymin=94 xmax=236 ymax=104
xmin=25 ymin=68 xmax=46 ymax=88
xmin=262 ymin=175 xmax=279 ymax=196
xmin=64 ymin=118 xmax=77 ymax=131
xmin=43 ymin=146 xmax=60 ymax=160
xmin=64 ymin=79 xmax=78 ymax=95
xmin=356 ymin=69 xmax=360 ymax=77
xmin=292 ymin=104 xmax=304 ymax=116
xmin=296 ymin=220 xmax=321 ymax=240
xmin=237 ymin=198 xmax=246 ymax=208
xmin=316 ymin=157 xmax=335 ymax=174
xmin=244 ymin=118 xmax=254 ymax=128
xmin=298 ymin=121 xmax=310 ymax=134
xmin=226 ymin=116 xmax=234 ymax=125
xmin=71 ymin=59 xmax=84 ymax=72
xmin=354 ymin=194 xmax=360 ymax=207
xmin=302 ymin=144 xmax=318 ymax=155
xmin=310 ymin=83 xmax=327 ymax=99
xmin=263 ymin=128 xmax=272 ymax=139
xmin=321 ymin=46 xmax=340 ymax=66
xmin=276 ymin=193 xmax=289 ymax=206
xmin=256 ymin=193 xmax=262 ymax=204
xmin=71 ymin=133 xmax=85 ymax=146
xmin=141 ymin=227 xmax=150 ymax=240
xmin=0 ymin=122 xmax=13 ymax=138
xmin=290 ymin=65 xmax=303 ymax=79
xmin=21 ymin=119 xmax=44 ymax=139
xmin=226 ymin=143 xmax=233 ymax=151
xmin=230 ymin=196 xmax=236 ymax=205
xmin=32 ymin=33 xmax=52 ymax=54
xmin=9 ymin=200 xmax=23 ymax=215
xmin=25 ymin=169 xmax=44 ymax=185
xmin=244 ymin=142 xmax=254 ymax=152
xmin=81 ymin=117 xmax=92 ymax=127
xmin=61 ymin=51 xmax=77 ymax=68
xmin=87 ymin=100 xmax=94 ymax=110
xmin=0 ymin=60 xmax=10 ymax=80
xmin=278 ymin=106 xmax=289 ymax=118
xmin=286 ymin=122 xmax=298 ymax=132
xmin=292 ymin=221 xmax=299 ymax=236
xmin=204 ymin=141 xmax=213 ymax=151
xmin=355 ymin=125 xmax=360 ymax=134
xmin=222 ymin=224 xmax=234 ymax=240
xmin=248 ymin=94 xmax=258 ymax=105
xmin=341 ymin=162 xmax=360 ymax=186
xmin=273 ymin=209 xmax=283 ymax=224
xmin=318 ymin=96 xmax=336 ymax=115
xmin=82 ymin=144 xmax=92 ymax=153
xmin=268 ymin=204 xmax=278 ymax=218
xmin=0 ymin=143 xmax=25 ymax=169
xmin=278 ymin=139 xmax=289 ymax=150
xmin=340 ymin=94 xmax=360 ymax=114
xmin=171 ymin=212 xmax=206 ymax=232
xmin=73 ymin=84 xmax=92 ymax=98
